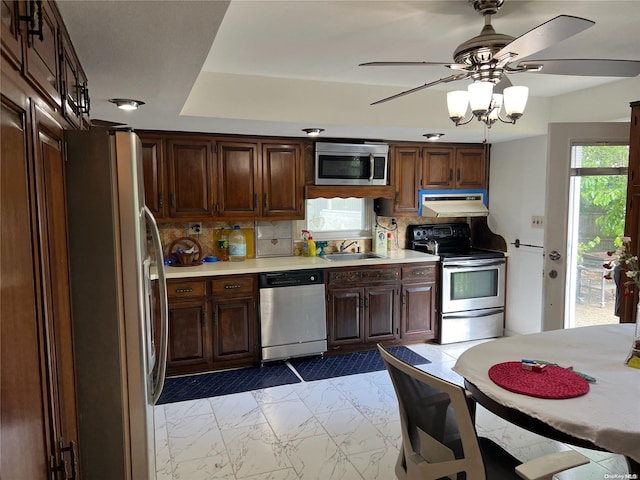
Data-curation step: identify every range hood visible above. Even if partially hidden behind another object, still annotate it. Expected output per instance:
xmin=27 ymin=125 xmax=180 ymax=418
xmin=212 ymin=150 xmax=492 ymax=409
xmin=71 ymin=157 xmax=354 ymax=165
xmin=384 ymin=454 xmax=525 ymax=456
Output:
xmin=419 ymin=190 xmax=489 ymax=218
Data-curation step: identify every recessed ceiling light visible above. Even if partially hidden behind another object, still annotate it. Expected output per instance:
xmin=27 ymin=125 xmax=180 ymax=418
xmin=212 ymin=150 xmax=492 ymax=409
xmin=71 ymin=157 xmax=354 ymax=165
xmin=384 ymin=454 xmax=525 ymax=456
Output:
xmin=109 ymin=98 xmax=146 ymax=111
xmin=423 ymin=133 xmax=445 ymax=141
xmin=302 ymin=128 xmax=325 ymax=137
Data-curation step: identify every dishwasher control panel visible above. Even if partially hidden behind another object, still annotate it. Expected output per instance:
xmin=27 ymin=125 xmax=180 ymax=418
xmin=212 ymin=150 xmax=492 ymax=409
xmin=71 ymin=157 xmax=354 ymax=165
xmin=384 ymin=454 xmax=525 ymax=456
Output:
xmin=259 ymin=270 xmax=324 ymax=288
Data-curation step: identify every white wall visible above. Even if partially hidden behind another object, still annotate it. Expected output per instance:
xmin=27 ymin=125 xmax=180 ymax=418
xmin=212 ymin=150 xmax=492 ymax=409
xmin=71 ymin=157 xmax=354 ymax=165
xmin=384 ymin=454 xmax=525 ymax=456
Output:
xmin=488 ymin=136 xmax=548 ymax=335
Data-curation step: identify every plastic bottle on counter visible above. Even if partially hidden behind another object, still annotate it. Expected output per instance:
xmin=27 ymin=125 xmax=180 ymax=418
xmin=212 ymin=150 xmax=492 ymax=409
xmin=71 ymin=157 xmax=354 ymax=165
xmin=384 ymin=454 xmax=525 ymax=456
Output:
xmin=307 ymin=235 xmax=316 ymax=257
xmin=217 ymin=228 xmax=229 ymax=261
xmin=301 ymin=229 xmax=310 ymax=256
xmin=229 ymin=225 xmax=246 ymax=262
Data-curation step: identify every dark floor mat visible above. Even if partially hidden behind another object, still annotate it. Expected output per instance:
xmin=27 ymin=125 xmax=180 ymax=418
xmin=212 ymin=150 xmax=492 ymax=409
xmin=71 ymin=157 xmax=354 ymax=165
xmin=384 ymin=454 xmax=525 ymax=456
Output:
xmin=289 ymin=346 xmax=430 ymax=381
xmin=156 ymin=363 xmax=301 ymax=405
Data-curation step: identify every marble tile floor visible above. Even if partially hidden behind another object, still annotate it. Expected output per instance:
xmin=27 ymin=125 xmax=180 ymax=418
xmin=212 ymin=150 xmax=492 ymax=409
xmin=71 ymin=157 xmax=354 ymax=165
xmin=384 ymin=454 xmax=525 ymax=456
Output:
xmin=154 ymin=340 xmax=630 ymax=480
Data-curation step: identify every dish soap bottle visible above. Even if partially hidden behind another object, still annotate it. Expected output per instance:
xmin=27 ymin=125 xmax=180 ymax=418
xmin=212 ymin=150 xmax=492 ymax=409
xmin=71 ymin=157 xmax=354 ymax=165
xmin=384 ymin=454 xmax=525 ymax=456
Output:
xmin=217 ymin=228 xmax=229 ymax=261
xmin=301 ymin=229 xmax=310 ymax=256
xmin=307 ymin=235 xmax=316 ymax=257
xmin=229 ymin=225 xmax=246 ymax=262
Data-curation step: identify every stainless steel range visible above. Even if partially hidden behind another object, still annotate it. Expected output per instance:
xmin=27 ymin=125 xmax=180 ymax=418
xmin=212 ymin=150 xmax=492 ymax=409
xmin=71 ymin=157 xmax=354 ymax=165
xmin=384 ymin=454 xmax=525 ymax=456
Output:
xmin=407 ymin=223 xmax=505 ymax=344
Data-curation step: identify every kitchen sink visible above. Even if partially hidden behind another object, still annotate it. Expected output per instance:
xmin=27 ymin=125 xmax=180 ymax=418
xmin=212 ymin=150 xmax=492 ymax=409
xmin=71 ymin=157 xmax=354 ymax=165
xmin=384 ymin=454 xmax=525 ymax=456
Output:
xmin=322 ymin=252 xmax=387 ymax=261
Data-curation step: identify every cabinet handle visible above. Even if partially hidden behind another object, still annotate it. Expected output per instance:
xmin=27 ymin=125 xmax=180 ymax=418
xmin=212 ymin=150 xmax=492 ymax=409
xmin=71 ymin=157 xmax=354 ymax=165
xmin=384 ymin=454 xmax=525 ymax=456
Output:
xmin=170 ymin=192 xmax=176 ymax=208
xmin=50 ymin=439 xmax=77 ymax=480
xmin=20 ymin=0 xmax=44 ymax=44
xmin=457 ymin=169 xmax=461 ymax=182
xmin=159 ymin=194 xmax=164 ymax=209
xmin=253 ymin=193 xmax=258 ymax=209
xmin=402 ymin=293 xmax=406 ymax=306
xmin=175 ymin=287 xmax=193 ymax=293
xmin=79 ymin=83 xmax=90 ymax=114
xmin=364 ymin=297 xmax=369 ymax=309
xmin=263 ymin=192 xmax=267 ymax=209
xmin=394 ymin=191 xmax=399 ymax=205
xmin=224 ymin=284 xmax=241 ymax=289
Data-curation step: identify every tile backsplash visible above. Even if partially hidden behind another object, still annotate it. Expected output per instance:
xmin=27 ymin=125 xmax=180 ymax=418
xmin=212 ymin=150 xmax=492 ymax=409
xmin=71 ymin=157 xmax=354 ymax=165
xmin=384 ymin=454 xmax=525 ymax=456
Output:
xmin=157 ymin=216 xmax=455 ymax=260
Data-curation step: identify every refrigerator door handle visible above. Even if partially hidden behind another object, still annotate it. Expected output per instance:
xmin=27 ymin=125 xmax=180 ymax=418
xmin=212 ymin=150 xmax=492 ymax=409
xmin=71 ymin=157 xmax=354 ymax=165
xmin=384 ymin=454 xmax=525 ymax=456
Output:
xmin=144 ymin=206 xmax=169 ymax=404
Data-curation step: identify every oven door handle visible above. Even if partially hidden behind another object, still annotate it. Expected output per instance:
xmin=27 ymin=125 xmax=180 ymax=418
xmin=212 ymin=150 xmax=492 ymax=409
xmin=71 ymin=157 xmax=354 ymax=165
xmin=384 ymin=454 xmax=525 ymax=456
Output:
xmin=444 ymin=260 xmax=505 ymax=268
xmin=443 ymin=308 xmax=504 ymax=319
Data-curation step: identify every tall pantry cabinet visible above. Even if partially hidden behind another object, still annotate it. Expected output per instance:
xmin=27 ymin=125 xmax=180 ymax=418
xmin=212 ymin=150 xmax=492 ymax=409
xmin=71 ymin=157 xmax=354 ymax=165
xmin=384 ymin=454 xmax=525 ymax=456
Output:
xmin=1 ymin=1 xmax=89 ymax=478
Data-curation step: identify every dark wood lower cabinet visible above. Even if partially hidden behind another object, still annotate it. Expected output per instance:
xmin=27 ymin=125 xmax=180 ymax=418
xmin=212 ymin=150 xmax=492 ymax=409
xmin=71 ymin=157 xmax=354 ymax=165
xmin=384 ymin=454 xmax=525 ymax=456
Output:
xmin=327 ymin=263 xmax=436 ymax=351
xmin=167 ymin=299 xmax=210 ymax=372
xmin=166 ymin=275 xmax=259 ymax=376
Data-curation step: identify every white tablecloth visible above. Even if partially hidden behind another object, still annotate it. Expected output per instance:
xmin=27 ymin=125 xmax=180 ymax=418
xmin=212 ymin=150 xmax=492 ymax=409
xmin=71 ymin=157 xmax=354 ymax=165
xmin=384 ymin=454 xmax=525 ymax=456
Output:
xmin=453 ymin=324 xmax=639 ymax=463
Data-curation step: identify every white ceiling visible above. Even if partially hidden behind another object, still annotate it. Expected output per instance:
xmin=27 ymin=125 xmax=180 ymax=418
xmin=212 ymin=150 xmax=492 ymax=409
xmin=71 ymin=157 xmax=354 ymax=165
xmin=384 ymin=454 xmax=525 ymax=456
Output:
xmin=58 ymin=0 xmax=640 ymax=144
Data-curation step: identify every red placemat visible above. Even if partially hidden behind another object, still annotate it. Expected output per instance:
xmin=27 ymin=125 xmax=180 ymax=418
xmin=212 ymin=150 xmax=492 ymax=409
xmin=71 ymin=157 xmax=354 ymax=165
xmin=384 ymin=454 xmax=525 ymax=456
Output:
xmin=488 ymin=362 xmax=590 ymax=399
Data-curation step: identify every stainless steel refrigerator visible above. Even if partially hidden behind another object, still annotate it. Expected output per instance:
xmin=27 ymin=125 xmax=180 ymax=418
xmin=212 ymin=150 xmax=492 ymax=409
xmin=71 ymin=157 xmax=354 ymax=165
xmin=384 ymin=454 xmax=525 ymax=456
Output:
xmin=65 ymin=129 xmax=168 ymax=480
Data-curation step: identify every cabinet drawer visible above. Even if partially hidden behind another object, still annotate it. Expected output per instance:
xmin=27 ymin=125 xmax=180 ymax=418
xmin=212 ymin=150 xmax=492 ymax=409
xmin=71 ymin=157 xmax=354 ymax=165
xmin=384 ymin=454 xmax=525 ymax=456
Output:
xmin=167 ymin=280 xmax=208 ymax=298
xmin=402 ymin=264 xmax=437 ymax=282
xmin=212 ymin=275 xmax=256 ymax=296
xmin=329 ymin=267 xmax=399 ymax=285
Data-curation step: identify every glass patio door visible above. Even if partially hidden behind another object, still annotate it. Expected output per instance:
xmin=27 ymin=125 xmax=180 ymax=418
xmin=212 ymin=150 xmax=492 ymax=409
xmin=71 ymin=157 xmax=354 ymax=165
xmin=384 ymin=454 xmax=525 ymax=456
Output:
xmin=565 ymin=144 xmax=628 ymax=328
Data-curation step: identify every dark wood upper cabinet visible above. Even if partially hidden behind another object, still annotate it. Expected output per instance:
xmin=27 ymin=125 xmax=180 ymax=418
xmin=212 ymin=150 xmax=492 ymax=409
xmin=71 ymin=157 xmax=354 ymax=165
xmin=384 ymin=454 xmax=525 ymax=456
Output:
xmin=23 ymin=0 xmax=60 ymax=107
xmin=1 ymin=0 xmax=24 ymax=70
xmin=167 ymin=137 xmax=216 ymax=218
xmin=139 ymin=134 xmax=166 ymax=218
xmin=392 ymin=146 xmax=422 ymax=213
xmin=216 ymin=141 xmax=260 ymax=218
xmin=261 ymin=142 xmax=304 ymax=218
xmin=378 ymin=143 xmax=487 ymax=216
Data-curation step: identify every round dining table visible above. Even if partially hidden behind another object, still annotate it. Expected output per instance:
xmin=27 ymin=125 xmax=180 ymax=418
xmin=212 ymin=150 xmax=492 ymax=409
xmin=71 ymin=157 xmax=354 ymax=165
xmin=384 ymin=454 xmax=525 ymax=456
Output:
xmin=452 ymin=324 xmax=639 ymax=474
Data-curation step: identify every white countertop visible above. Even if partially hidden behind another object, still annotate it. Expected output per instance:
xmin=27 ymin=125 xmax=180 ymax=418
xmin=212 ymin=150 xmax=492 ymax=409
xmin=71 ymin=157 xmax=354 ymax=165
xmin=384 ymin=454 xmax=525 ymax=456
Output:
xmin=159 ymin=249 xmax=438 ymax=279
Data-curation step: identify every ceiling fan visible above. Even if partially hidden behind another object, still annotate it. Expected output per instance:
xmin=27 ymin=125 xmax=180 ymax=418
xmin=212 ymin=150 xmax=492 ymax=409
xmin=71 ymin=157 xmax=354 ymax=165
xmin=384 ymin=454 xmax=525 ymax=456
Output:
xmin=361 ymin=0 xmax=640 ymax=107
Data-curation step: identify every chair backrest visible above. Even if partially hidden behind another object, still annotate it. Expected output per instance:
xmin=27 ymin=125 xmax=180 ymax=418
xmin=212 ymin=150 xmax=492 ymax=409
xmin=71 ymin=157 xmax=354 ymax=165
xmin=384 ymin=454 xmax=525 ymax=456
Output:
xmin=378 ymin=344 xmax=486 ymax=480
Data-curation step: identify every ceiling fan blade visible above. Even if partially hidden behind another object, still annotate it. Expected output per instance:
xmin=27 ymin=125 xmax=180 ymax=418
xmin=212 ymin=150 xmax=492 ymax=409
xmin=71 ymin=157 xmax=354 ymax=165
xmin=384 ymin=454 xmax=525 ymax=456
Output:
xmin=496 ymin=15 xmax=594 ymax=62
xmin=359 ymin=61 xmax=465 ymax=69
xmin=90 ymin=118 xmax=128 ymax=128
xmin=494 ymin=76 xmax=513 ymax=94
xmin=370 ymin=73 xmax=470 ymax=106
xmin=519 ymin=59 xmax=640 ymax=77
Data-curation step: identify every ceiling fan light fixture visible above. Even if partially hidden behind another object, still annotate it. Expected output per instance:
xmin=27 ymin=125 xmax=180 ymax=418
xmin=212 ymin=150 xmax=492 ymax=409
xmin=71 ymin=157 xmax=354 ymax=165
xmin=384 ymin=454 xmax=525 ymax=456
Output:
xmin=447 ymin=90 xmax=470 ymax=123
xmin=503 ymin=85 xmax=529 ymax=121
xmin=468 ymin=81 xmax=494 ymax=115
xmin=486 ymin=93 xmax=503 ymax=125
xmin=109 ymin=98 xmax=145 ymax=111
xmin=302 ymin=128 xmax=325 ymax=137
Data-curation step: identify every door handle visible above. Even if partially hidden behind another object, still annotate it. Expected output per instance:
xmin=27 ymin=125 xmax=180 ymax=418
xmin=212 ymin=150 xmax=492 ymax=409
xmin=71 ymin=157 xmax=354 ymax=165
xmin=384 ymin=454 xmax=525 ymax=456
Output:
xmin=549 ymin=250 xmax=562 ymax=261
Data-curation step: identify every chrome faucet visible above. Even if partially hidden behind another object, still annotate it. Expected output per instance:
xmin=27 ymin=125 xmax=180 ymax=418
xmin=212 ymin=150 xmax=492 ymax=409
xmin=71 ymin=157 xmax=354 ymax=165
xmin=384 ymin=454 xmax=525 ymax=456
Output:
xmin=339 ymin=240 xmax=358 ymax=252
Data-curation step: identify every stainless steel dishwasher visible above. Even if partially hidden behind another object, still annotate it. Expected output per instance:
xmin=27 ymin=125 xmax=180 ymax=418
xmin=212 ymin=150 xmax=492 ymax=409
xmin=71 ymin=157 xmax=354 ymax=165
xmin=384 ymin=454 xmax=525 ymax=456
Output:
xmin=259 ymin=269 xmax=327 ymax=362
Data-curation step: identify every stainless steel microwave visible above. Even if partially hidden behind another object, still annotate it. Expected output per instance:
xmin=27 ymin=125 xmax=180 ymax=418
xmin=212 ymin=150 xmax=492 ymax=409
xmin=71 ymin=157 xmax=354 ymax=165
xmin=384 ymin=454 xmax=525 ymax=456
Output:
xmin=314 ymin=142 xmax=389 ymax=186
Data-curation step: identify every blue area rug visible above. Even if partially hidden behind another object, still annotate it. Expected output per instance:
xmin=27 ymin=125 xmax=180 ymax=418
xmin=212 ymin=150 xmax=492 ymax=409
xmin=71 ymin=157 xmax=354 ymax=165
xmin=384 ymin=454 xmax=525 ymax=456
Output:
xmin=156 ymin=363 xmax=301 ymax=405
xmin=289 ymin=346 xmax=430 ymax=381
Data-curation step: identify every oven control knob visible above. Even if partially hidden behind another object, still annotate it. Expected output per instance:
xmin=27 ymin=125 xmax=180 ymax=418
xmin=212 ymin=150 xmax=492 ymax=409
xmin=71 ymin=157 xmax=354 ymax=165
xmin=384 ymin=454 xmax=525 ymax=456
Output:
xmin=549 ymin=269 xmax=558 ymax=279
xmin=548 ymin=250 xmax=562 ymax=261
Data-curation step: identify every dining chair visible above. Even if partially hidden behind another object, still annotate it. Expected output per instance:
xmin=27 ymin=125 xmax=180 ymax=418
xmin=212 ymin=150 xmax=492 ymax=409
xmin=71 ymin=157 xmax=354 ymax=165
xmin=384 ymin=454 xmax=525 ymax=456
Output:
xmin=377 ymin=344 xmax=589 ymax=480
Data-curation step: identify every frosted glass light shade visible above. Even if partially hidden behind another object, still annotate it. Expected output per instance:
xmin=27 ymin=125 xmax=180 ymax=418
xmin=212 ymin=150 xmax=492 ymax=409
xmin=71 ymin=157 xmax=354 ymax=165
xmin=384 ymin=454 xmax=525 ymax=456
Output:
xmin=468 ymin=82 xmax=494 ymax=114
xmin=487 ymin=93 xmax=503 ymax=121
xmin=503 ymin=86 xmax=529 ymax=116
xmin=447 ymin=90 xmax=469 ymax=119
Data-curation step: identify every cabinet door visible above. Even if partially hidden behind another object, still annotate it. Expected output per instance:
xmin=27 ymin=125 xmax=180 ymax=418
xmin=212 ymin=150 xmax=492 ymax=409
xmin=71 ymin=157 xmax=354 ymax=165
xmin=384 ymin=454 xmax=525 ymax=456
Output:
xmin=167 ymin=138 xmax=215 ymax=218
xmin=364 ymin=285 xmax=397 ymax=342
xmin=401 ymin=283 xmax=436 ymax=340
xmin=393 ymin=146 xmax=422 ymax=214
xmin=167 ymin=300 xmax=210 ymax=372
xmin=59 ymin=35 xmax=80 ymax=127
xmin=455 ymin=147 xmax=487 ymax=189
xmin=217 ymin=141 xmax=259 ymax=218
xmin=140 ymin=135 xmax=166 ymax=218
xmin=262 ymin=142 xmax=304 ymax=218
xmin=212 ymin=296 xmax=258 ymax=363
xmin=23 ymin=0 xmax=60 ymax=107
xmin=328 ymin=287 xmax=364 ymax=347
xmin=422 ymin=147 xmax=455 ymax=188
xmin=1 ymin=83 xmax=51 ymax=480
xmin=1 ymin=0 xmax=23 ymax=70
